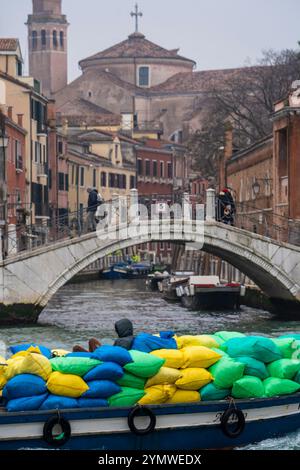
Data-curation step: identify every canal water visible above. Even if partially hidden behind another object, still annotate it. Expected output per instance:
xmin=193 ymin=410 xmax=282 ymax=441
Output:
xmin=0 ymin=279 xmax=299 ymax=450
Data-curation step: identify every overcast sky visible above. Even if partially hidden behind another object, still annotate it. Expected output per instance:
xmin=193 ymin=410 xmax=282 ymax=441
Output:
xmin=1 ymin=0 xmax=300 ymax=82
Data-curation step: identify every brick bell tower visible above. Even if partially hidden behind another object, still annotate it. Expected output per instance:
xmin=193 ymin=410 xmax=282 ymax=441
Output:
xmin=27 ymin=0 xmax=68 ymax=97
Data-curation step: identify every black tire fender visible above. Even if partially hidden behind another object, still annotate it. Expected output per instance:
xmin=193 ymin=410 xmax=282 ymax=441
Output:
xmin=128 ymin=405 xmax=156 ymax=436
xmin=43 ymin=415 xmax=71 ymax=447
xmin=220 ymin=407 xmax=246 ymax=438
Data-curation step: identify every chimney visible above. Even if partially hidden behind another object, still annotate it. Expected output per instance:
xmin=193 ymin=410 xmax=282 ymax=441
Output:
xmin=7 ymin=106 xmax=13 ymax=120
xmin=17 ymin=114 xmax=23 ymax=127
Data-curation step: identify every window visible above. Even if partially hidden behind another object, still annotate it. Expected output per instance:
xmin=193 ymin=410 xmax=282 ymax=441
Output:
xmin=71 ymin=165 xmax=75 ymax=185
xmin=153 ymin=160 xmax=157 ymax=177
xmin=57 ymin=140 xmax=63 ymax=155
xmin=48 ymin=169 xmax=52 ymax=189
xmin=80 ymin=167 xmax=84 ymax=187
xmin=58 ymin=173 xmax=65 ymax=191
xmin=60 ymin=31 xmax=64 ymax=48
xmin=139 ymin=66 xmax=149 ymax=87
xmin=109 ymin=173 xmax=115 ymax=188
xmin=145 ymin=160 xmax=150 ymax=176
xmin=53 ymin=31 xmax=58 ymax=48
xmin=115 ymin=144 xmax=119 ymax=162
xmin=32 ymin=31 xmax=37 ymax=49
xmin=137 ymin=159 xmax=142 ymax=176
xmin=167 ymin=162 xmax=173 ymax=179
xmin=160 ymin=161 xmax=164 ymax=178
xmin=122 ymin=175 xmax=127 ymax=189
xmin=34 ymin=141 xmax=41 ymax=163
xmin=41 ymin=30 xmax=46 ymax=47
xmin=93 ymin=168 xmax=96 ymax=188
xmin=101 ymin=172 xmax=107 ymax=187
xmin=15 ymin=140 xmax=22 ymax=170
xmin=130 ymin=175 xmax=135 ymax=189
xmin=17 ymin=60 xmax=22 ymax=76
xmin=65 ymin=174 xmax=69 ymax=191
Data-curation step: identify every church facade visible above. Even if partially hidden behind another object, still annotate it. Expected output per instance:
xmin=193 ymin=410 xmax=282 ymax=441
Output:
xmin=27 ymin=0 xmax=239 ymax=142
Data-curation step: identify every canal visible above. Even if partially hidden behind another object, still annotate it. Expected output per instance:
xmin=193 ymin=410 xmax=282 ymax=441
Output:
xmin=0 ymin=279 xmax=299 ymax=449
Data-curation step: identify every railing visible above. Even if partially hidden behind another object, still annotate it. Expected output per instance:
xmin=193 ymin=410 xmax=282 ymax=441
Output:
xmin=234 ymin=201 xmax=300 ymax=246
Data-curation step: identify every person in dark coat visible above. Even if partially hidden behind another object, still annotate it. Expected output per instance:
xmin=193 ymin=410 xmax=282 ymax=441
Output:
xmin=87 ymin=187 xmax=99 ymax=231
xmin=114 ymin=318 xmax=135 ymax=350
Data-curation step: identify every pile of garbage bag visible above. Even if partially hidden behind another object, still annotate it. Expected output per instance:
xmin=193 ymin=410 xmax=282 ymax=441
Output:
xmin=0 ymin=331 xmax=299 ymax=412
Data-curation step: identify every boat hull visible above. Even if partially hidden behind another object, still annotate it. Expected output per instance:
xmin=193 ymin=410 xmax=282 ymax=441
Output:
xmin=0 ymin=394 xmax=299 ymax=450
xmin=181 ymin=290 xmax=240 ymax=310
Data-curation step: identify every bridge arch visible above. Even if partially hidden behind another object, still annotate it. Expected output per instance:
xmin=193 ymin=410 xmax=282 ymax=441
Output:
xmin=1 ymin=220 xmax=300 ymax=322
xmin=37 ymin=222 xmax=300 ymax=308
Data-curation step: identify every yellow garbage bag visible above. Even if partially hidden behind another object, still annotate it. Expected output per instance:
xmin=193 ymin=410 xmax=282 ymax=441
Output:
xmin=150 ymin=349 xmax=184 ymax=369
xmin=0 ymin=356 xmax=7 ymax=374
xmin=139 ymin=384 xmax=177 ymax=405
xmin=175 ymin=368 xmax=213 ymax=391
xmin=4 ymin=356 xmax=25 ymax=380
xmin=47 ymin=371 xmax=89 ymax=398
xmin=146 ymin=367 xmax=182 ymax=388
xmin=166 ymin=389 xmax=201 ymax=404
xmin=182 ymin=346 xmax=221 ymax=369
xmin=176 ymin=335 xmax=219 ymax=349
xmin=20 ymin=353 xmax=52 ymax=381
xmin=0 ymin=375 xmax=7 ymax=390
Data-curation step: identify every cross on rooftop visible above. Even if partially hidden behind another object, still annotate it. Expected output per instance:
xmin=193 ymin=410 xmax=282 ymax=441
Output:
xmin=130 ymin=3 xmax=143 ymax=33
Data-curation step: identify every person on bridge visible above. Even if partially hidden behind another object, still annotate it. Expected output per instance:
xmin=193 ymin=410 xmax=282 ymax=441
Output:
xmin=217 ymin=188 xmax=235 ymax=226
xmin=87 ymin=188 xmax=102 ymax=231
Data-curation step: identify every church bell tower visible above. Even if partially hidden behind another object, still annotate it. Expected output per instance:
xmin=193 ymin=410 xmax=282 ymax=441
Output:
xmin=27 ymin=0 xmax=68 ymax=97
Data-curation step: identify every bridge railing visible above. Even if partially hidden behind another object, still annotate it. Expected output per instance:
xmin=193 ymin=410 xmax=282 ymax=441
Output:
xmin=2 ymin=190 xmax=204 ymax=259
xmin=234 ymin=201 xmax=300 ymax=246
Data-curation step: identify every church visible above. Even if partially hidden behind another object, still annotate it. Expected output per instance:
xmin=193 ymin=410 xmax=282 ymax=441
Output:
xmin=27 ymin=0 xmax=242 ymax=142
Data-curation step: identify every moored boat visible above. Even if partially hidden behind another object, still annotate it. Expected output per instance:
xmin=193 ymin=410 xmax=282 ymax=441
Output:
xmin=100 ymin=261 xmax=152 ymax=280
xmin=177 ymin=276 xmax=243 ymax=310
xmin=0 ymin=393 xmax=299 ymax=450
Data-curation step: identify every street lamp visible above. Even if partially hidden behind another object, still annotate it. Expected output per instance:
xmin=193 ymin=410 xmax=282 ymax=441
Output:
xmin=252 ymin=178 xmax=272 ymax=198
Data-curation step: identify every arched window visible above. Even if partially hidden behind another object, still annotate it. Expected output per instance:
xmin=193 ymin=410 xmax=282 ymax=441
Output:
xmin=32 ymin=31 xmax=37 ymax=49
xmin=60 ymin=31 xmax=64 ymax=48
xmin=41 ymin=30 xmax=46 ymax=47
xmin=53 ymin=30 xmax=58 ymax=48
xmin=139 ymin=66 xmax=150 ymax=87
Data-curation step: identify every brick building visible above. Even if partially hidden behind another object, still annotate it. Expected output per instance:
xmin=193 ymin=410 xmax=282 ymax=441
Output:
xmin=221 ymin=82 xmax=300 ymax=242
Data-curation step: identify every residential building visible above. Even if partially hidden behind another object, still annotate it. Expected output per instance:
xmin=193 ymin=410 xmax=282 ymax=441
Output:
xmin=0 ymin=38 xmax=50 ymax=225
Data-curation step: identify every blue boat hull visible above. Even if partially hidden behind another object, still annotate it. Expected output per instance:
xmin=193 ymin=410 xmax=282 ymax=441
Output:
xmin=0 ymin=394 xmax=299 ymax=450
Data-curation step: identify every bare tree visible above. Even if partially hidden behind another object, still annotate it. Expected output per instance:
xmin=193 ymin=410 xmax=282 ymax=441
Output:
xmin=188 ymin=47 xmax=300 ymax=179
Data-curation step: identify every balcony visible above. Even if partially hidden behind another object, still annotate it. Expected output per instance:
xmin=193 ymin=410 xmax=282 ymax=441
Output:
xmin=36 ymin=164 xmax=48 ymax=178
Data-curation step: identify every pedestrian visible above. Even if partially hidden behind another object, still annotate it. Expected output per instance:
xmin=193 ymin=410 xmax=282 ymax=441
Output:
xmin=87 ymin=187 xmax=99 ymax=231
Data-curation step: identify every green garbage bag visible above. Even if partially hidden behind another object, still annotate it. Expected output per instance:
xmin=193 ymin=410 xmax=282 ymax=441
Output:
xmin=125 ymin=350 xmax=165 ymax=378
xmin=117 ymin=372 xmax=146 ymax=390
xmin=263 ymin=377 xmax=300 ymax=397
xmin=294 ymin=370 xmax=300 ymax=384
xmin=108 ymin=387 xmax=145 ymax=407
xmin=50 ymin=357 xmax=101 ymax=377
xmin=267 ymin=359 xmax=300 ymax=380
xmin=200 ymin=382 xmax=230 ymax=401
xmin=235 ymin=356 xmax=269 ymax=380
xmin=232 ymin=376 xmax=264 ymax=399
xmin=209 ymin=357 xmax=245 ymax=389
xmin=214 ymin=331 xmax=246 ymax=343
xmin=224 ymin=336 xmax=282 ymax=363
xmin=272 ymin=338 xmax=298 ymax=359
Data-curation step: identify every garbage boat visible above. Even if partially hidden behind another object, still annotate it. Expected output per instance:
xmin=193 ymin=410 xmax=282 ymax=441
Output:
xmin=0 ymin=394 xmax=299 ymax=450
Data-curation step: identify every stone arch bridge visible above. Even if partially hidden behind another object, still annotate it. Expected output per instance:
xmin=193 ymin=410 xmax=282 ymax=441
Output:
xmin=1 ymin=210 xmax=300 ymax=323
